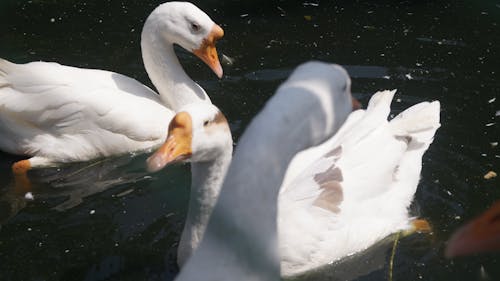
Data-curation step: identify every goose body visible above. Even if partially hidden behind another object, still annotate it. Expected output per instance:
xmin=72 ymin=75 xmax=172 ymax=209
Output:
xmin=0 ymin=60 xmax=171 ymax=161
xmin=149 ymin=61 xmax=441 ymax=280
xmin=277 ymin=89 xmax=440 ymax=275
xmin=0 ymin=2 xmax=224 ymax=170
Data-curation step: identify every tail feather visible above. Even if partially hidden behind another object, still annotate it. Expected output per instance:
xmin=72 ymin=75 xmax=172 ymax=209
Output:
xmin=389 ymin=101 xmax=440 ymax=204
xmin=0 ymin=58 xmax=15 ymax=87
xmin=389 ymin=100 xmax=441 ymax=145
xmin=367 ymin=89 xmax=397 ymax=109
xmin=365 ymin=89 xmax=397 ymax=119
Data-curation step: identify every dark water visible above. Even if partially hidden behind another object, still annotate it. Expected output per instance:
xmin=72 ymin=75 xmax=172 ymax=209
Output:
xmin=0 ymin=0 xmax=499 ymax=280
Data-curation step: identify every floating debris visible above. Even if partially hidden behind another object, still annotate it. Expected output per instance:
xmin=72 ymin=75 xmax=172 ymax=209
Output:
xmin=416 ymin=37 xmax=466 ymax=47
xmin=221 ymin=54 xmax=235 ymax=66
xmin=485 ymin=122 xmax=496 ymax=127
xmin=240 ymin=13 xmax=249 ymax=18
xmin=303 ymin=2 xmax=319 ymax=7
xmin=488 ymin=97 xmax=496 ymax=103
xmin=479 ymin=265 xmax=490 ymax=280
xmin=491 ymin=142 xmax=498 ymax=148
xmin=24 ymin=192 xmax=34 ymax=200
xmin=405 ymin=73 xmax=413 ymax=80
xmin=304 ymin=15 xmax=312 ymax=21
xmin=496 ymin=110 xmax=500 ymax=117
xmin=484 ymin=171 xmax=497 ymax=180
xmin=116 ymin=189 xmax=134 ymax=197
xmin=89 ymin=209 xmax=96 ymax=215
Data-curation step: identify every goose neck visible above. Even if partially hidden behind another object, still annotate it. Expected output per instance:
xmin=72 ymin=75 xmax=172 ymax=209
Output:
xmin=177 ymin=149 xmax=232 ymax=266
xmin=141 ymin=24 xmax=210 ymax=111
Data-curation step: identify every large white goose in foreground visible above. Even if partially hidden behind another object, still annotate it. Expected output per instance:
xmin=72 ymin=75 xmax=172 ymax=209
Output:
xmin=148 ymin=61 xmax=441 ymax=280
xmin=0 ymin=2 xmax=223 ymax=175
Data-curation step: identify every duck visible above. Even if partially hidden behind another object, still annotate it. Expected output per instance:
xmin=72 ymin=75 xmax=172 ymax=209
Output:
xmin=147 ymin=61 xmax=441 ymax=279
xmin=0 ymin=2 xmax=224 ymax=176
xmin=445 ymin=200 xmax=500 ymax=258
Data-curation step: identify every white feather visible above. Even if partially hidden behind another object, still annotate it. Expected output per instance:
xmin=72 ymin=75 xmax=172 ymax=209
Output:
xmin=278 ymin=90 xmax=440 ymax=275
xmin=0 ymin=2 xmax=222 ymax=167
xmin=175 ymin=62 xmax=441 ymax=280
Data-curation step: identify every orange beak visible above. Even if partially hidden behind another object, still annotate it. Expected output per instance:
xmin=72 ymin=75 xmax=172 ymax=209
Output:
xmin=445 ymin=200 xmax=500 ymax=258
xmin=193 ymin=24 xmax=224 ymax=78
xmin=147 ymin=112 xmax=193 ymax=173
xmin=352 ymin=97 xmax=362 ymax=110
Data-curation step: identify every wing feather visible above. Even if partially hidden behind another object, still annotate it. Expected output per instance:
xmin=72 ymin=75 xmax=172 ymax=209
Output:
xmin=282 ymin=90 xmax=440 ymax=211
xmin=0 ymin=58 xmax=172 ymax=159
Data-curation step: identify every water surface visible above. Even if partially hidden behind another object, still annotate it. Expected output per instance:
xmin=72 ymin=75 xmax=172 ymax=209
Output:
xmin=0 ymin=0 xmax=499 ymax=280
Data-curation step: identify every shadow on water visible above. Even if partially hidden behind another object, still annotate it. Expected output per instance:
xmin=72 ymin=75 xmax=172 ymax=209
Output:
xmin=0 ymin=150 xmax=190 ymax=280
xmin=1 ymin=153 xmax=153 ymax=216
xmin=0 ymin=0 xmax=499 ymax=280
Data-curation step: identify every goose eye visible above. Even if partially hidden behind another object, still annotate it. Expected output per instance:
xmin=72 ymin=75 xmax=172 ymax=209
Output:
xmin=191 ymin=22 xmax=201 ymax=32
xmin=203 ymin=120 xmax=210 ymax=126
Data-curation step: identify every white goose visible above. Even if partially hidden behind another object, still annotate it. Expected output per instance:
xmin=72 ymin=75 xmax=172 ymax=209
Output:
xmin=148 ymin=61 xmax=441 ymax=279
xmin=0 ymin=2 xmax=223 ymax=175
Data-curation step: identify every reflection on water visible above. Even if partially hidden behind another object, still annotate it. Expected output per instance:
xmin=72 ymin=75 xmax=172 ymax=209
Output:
xmin=0 ymin=0 xmax=499 ymax=280
xmin=23 ymin=155 xmax=151 ymax=210
xmin=242 ymin=64 xmax=450 ymax=84
xmin=0 ymin=153 xmax=151 ymax=228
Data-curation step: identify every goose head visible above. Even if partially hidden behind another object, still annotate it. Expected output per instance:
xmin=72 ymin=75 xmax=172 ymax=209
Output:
xmin=147 ymin=103 xmax=231 ymax=172
xmin=144 ymin=2 xmax=224 ymax=77
xmin=274 ymin=62 xmax=359 ymax=138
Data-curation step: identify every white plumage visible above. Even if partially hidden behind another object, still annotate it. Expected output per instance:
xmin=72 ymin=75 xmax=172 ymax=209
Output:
xmin=278 ymin=89 xmax=440 ymax=275
xmin=0 ymin=59 xmax=170 ymax=160
xmin=0 ymin=2 xmax=224 ymax=169
xmin=159 ymin=61 xmax=441 ymax=280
